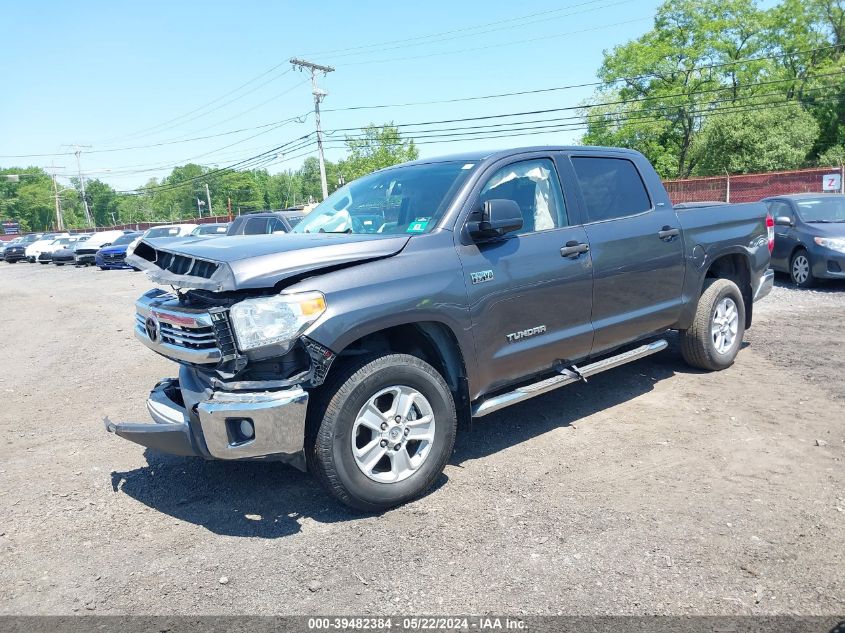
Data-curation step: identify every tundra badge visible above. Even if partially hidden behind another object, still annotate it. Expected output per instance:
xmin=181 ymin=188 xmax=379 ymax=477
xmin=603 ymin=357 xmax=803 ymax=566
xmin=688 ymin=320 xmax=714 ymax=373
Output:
xmin=506 ymin=325 xmax=547 ymax=342
xmin=470 ymin=270 xmax=494 ymax=285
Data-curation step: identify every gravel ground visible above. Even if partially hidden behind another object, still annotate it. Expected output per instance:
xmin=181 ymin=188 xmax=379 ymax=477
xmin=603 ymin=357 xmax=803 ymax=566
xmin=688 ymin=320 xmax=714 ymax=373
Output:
xmin=0 ymin=264 xmax=843 ymax=616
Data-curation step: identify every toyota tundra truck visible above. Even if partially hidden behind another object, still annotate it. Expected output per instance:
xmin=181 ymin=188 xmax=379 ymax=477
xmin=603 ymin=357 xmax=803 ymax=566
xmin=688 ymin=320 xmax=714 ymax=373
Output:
xmin=106 ymin=146 xmax=775 ymax=511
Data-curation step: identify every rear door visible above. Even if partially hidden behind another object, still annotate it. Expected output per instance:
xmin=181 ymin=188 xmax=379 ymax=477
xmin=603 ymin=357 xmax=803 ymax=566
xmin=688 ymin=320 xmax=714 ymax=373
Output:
xmin=456 ymin=155 xmax=594 ymax=397
xmin=568 ymin=154 xmax=685 ymax=355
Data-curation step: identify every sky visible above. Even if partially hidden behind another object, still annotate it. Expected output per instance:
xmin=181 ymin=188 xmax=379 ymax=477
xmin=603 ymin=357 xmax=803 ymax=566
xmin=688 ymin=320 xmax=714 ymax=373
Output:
xmin=0 ymin=0 xmax=664 ymax=191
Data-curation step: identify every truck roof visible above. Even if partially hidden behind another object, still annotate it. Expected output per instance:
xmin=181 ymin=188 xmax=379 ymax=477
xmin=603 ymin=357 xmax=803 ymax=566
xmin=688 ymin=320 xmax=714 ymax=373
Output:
xmin=389 ymin=145 xmax=644 ymax=170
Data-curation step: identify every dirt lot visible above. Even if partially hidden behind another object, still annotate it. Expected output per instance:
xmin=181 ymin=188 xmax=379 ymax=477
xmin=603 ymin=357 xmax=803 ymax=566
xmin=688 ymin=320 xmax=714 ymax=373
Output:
xmin=0 ymin=263 xmax=843 ymax=616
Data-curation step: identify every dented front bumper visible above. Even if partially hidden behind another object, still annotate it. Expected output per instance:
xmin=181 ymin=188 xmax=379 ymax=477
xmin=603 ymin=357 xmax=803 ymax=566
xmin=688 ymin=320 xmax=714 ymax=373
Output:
xmin=105 ymin=365 xmax=309 ymax=470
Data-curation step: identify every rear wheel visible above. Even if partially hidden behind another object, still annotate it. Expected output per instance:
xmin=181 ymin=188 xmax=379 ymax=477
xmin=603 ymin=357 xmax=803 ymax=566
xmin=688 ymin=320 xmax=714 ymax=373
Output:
xmin=790 ymin=249 xmax=815 ymax=288
xmin=308 ymin=353 xmax=457 ymax=511
xmin=680 ymin=278 xmax=745 ymax=371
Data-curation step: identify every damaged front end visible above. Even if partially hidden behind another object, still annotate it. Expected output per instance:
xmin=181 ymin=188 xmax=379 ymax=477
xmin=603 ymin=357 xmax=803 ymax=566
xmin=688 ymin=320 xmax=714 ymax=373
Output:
xmin=108 ymin=233 xmax=409 ymax=466
xmin=105 ymin=287 xmax=336 ymax=470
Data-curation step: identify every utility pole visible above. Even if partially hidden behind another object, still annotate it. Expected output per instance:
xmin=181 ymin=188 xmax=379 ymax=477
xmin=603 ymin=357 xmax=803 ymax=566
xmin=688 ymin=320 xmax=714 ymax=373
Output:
xmin=64 ymin=144 xmax=94 ymax=227
xmin=290 ymin=58 xmax=334 ymax=201
xmin=205 ymin=183 xmax=213 ymax=216
xmin=49 ymin=163 xmax=65 ymax=231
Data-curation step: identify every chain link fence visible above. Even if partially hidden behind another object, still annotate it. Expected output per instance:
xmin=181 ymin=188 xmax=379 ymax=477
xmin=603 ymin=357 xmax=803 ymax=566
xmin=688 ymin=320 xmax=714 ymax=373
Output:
xmin=664 ymin=165 xmax=845 ymax=204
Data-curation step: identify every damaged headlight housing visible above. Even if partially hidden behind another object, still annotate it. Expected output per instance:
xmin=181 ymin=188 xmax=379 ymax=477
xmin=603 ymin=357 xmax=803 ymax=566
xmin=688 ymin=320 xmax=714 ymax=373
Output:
xmin=229 ymin=291 xmax=326 ymax=351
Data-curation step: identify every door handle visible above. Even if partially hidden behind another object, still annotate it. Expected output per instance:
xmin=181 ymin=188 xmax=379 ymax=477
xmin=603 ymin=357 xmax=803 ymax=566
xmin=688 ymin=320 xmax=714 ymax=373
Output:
xmin=560 ymin=241 xmax=590 ymax=258
xmin=658 ymin=226 xmax=680 ymax=241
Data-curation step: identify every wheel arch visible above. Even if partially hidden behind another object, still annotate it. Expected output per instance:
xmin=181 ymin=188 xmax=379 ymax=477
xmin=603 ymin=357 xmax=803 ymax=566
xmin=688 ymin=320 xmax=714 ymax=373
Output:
xmin=702 ymin=251 xmax=753 ymax=329
xmin=324 ymin=320 xmax=471 ymax=424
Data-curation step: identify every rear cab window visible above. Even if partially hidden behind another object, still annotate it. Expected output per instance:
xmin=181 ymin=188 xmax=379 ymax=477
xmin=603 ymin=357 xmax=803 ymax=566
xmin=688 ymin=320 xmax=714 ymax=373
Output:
xmin=571 ymin=156 xmax=652 ymax=222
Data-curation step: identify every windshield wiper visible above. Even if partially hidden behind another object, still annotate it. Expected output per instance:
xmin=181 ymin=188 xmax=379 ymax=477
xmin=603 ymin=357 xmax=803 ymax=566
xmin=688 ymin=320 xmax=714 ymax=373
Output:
xmin=805 ymin=219 xmax=842 ymax=223
xmin=318 ymin=228 xmax=353 ymax=234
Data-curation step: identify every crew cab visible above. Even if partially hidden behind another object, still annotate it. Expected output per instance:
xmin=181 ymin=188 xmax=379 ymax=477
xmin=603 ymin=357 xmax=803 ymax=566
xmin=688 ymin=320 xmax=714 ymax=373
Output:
xmin=107 ymin=146 xmax=774 ymax=511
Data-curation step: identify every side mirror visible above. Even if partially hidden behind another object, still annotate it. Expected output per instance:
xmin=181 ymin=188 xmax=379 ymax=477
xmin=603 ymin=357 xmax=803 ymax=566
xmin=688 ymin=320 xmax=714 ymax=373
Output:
xmin=774 ymin=216 xmax=793 ymax=227
xmin=468 ymin=199 xmax=523 ymax=240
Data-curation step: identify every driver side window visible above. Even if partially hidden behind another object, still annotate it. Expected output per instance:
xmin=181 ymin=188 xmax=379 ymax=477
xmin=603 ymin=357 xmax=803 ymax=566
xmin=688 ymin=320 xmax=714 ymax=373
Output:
xmin=479 ymin=159 xmax=567 ymax=235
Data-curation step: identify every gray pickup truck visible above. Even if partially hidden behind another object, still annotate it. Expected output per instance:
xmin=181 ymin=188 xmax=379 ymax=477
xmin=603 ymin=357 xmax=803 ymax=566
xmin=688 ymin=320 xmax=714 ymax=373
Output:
xmin=107 ymin=146 xmax=775 ymax=510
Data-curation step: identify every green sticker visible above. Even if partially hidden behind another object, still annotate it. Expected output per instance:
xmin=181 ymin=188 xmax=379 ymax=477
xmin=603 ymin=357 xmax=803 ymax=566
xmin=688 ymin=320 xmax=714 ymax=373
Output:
xmin=406 ymin=219 xmax=430 ymax=233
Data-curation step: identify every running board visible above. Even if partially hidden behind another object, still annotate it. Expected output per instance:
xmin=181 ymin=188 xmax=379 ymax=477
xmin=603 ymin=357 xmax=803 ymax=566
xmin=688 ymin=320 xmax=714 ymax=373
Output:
xmin=471 ymin=339 xmax=668 ymax=418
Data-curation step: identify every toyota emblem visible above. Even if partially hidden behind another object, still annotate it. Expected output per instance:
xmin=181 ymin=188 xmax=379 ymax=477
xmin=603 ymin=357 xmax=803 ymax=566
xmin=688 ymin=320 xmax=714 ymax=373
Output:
xmin=145 ymin=316 xmax=160 ymax=342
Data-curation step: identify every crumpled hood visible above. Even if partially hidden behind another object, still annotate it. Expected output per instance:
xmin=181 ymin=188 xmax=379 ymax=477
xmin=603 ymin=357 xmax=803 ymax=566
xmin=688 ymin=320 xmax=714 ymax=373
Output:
xmin=126 ymin=233 xmax=411 ymax=291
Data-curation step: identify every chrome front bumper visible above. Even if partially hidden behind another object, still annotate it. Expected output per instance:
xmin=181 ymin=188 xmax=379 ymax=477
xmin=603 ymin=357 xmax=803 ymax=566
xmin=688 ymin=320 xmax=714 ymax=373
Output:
xmin=105 ymin=366 xmax=309 ymax=469
xmin=754 ymin=268 xmax=775 ymax=302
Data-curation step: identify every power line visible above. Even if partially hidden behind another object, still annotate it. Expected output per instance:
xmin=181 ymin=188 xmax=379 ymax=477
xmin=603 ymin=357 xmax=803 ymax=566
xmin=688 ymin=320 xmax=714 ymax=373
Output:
xmin=329 ymin=92 xmax=845 ymax=144
xmin=322 ymin=0 xmax=633 ymax=61
xmin=119 ymin=87 xmax=845 ymax=195
xmin=322 ymin=44 xmax=841 ymax=113
xmin=339 ymin=16 xmax=651 ymax=67
xmin=322 ymin=70 xmax=845 ymax=134
xmin=303 ymin=0 xmax=617 ymax=58
xmin=97 ymin=66 xmax=296 ymax=144
xmin=3 ymin=46 xmax=837 ymax=160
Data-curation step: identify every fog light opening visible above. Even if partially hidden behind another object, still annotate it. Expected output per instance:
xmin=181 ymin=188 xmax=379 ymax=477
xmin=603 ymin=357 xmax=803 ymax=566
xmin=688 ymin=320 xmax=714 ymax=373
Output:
xmin=226 ymin=417 xmax=255 ymax=445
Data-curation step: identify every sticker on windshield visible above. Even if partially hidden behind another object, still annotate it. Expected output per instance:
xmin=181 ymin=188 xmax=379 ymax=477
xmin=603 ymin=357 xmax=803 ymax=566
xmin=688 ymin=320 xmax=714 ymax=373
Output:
xmin=406 ymin=218 xmax=430 ymax=233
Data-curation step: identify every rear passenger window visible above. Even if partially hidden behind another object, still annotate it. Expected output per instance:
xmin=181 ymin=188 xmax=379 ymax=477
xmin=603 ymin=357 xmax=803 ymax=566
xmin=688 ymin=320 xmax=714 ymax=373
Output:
xmin=571 ymin=157 xmax=652 ymax=222
xmin=268 ymin=218 xmax=288 ymax=233
xmin=242 ymin=217 xmax=269 ymax=235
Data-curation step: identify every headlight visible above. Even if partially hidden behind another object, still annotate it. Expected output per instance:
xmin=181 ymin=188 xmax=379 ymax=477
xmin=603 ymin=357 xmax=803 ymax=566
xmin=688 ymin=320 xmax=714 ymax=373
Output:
xmin=229 ymin=291 xmax=326 ymax=351
xmin=814 ymin=237 xmax=845 ymax=253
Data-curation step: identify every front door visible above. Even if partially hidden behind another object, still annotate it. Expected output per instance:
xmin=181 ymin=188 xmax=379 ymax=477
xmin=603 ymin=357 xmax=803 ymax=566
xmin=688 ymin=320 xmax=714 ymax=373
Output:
xmin=456 ymin=157 xmax=594 ymax=398
xmin=569 ymin=155 xmax=686 ymax=355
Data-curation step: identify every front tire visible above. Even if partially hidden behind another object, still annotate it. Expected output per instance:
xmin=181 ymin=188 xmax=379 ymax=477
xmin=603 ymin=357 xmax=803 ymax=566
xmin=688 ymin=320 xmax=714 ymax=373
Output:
xmin=308 ymin=354 xmax=457 ymax=512
xmin=680 ymin=278 xmax=746 ymax=371
xmin=790 ymin=249 xmax=815 ymax=288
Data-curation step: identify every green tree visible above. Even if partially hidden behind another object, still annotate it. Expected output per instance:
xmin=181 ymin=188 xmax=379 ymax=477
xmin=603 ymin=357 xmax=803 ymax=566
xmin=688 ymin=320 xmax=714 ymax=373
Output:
xmin=84 ymin=179 xmax=120 ymax=226
xmin=338 ymin=124 xmax=419 ymax=182
xmin=582 ymin=0 xmax=768 ymax=178
xmin=581 ymin=0 xmax=844 ymax=176
xmin=691 ymin=102 xmax=819 ymax=174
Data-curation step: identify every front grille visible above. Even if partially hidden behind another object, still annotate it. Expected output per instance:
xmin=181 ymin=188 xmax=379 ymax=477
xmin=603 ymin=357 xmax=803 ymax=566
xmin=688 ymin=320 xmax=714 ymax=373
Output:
xmin=103 ymin=252 xmax=125 ymax=261
xmin=135 ymin=314 xmax=218 ymax=351
xmin=134 ymin=241 xmax=219 ymax=279
xmin=76 ymin=248 xmax=98 ymax=255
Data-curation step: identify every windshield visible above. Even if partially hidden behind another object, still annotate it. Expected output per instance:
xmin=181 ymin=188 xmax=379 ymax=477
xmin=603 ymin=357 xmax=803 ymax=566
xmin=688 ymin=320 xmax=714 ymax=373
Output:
xmin=112 ymin=234 xmax=139 ymax=246
xmin=53 ymin=238 xmax=72 ymax=246
xmin=293 ymin=161 xmax=478 ymax=235
xmin=146 ymin=226 xmax=182 ymax=238
xmin=795 ymin=197 xmax=845 ymax=223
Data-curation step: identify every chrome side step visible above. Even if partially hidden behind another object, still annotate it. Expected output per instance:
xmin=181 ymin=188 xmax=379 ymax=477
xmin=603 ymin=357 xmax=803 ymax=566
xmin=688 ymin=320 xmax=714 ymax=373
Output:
xmin=471 ymin=339 xmax=668 ymax=417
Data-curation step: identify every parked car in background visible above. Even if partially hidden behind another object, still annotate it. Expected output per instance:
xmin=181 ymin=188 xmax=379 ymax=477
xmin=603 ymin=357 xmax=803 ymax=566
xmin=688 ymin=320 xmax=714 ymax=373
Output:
xmin=190 ymin=223 xmax=229 ymax=237
xmin=225 ymin=210 xmax=303 ymax=236
xmin=0 ymin=237 xmax=22 ymax=259
xmin=74 ymin=230 xmax=126 ymax=266
xmin=51 ymin=235 xmax=91 ymax=266
xmin=25 ymin=233 xmax=69 ymax=262
xmin=95 ymin=232 xmax=143 ymax=270
xmin=37 ymin=236 xmax=78 ymax=264
xmin=763 ymin=193 xmax=845 ymax=287
xmin=3 ymin=240 xmax=28 ymax=263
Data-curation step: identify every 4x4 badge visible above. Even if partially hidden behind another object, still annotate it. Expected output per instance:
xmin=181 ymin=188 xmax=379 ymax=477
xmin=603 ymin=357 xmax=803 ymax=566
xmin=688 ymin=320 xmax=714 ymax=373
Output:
xmin=470 ymin=270 xmax=494 ymax=285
